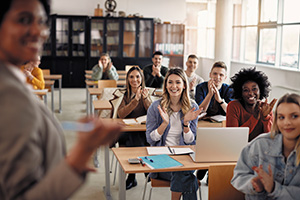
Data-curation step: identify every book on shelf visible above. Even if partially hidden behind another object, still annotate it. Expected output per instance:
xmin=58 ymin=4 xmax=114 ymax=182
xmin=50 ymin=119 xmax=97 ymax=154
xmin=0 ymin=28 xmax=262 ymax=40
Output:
xmin=138 ymin=154 xmax=183 ymax=169
xmin=123 ymin=115 xmax=147 ymax=125
xmin=146 ymin=146 xmax=194 ymax=155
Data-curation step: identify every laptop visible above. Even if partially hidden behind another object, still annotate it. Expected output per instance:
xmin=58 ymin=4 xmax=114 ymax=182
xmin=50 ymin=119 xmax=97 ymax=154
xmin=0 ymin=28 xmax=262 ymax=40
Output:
xmin=190 ymin=127 xmax=249 ymax=162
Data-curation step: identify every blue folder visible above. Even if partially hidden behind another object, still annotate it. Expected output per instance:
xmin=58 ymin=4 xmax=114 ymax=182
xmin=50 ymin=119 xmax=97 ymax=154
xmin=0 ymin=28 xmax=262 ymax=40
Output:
xmin=138 ymin=154 xmax=183 ymax=169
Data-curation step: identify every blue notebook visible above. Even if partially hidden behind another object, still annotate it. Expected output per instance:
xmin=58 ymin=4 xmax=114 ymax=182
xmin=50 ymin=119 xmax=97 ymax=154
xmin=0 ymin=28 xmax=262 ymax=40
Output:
xmin=138 ymin=154 xmax=183 ymax=169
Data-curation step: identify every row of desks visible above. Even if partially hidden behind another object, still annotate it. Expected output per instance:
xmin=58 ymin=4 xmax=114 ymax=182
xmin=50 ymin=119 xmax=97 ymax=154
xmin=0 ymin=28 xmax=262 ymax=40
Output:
xmin=100 ymin=118 xmax=226 ymax=200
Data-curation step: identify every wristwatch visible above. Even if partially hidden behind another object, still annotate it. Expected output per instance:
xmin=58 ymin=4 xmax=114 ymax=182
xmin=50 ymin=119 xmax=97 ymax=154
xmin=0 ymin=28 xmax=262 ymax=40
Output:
xmin=218 ymin=100 xmax=224 ymax=105
xmin=183 ymin=123 xmax=189 ymax=127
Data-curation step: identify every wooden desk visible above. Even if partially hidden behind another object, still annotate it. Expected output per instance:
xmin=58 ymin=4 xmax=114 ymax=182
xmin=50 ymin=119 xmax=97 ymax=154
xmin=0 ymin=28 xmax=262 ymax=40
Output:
xmin=93 ymin=100 xmax=112 ymax=117
xmin=118 ymin=74 xmax=126 ymax=80
xmin=45 ymin=80 xmax=55 ymax=112
xmin=85 ymin=74 xmax=92 ymax=80
xmin=117 ymin=70 xmax=127 ymax=75
xmin=44 ymin=74 xmax=62 ymax=113
xmin=85 ymin=70 xmax=92 ymax=74
xmin=33 ymin=89 xmax=48 ymax=105
xmin=100 ymin=118 xmax=226 ymax=199
xmin=88 ymin=88 xmax=103 ymax=114
xmin=113 ymin=146 xmax=236 ymax=200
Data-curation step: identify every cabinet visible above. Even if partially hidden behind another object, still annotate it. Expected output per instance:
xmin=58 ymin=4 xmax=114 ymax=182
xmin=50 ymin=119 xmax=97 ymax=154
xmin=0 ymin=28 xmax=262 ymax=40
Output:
xmin=154 ymin=23 xmax=185 ymax=68
xmin=89 ymin=17 xmax=154 ymax=70
xmin=41 ymin=15 xmax=89 ymax=88
xmin=41 ymin=15 xmax=154 ymax=88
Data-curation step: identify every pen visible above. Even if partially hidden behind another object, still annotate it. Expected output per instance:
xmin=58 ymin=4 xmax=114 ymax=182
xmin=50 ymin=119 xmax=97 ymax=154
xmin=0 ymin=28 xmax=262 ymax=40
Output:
xmin=167 ymin=146 xmax=173 ymax=154
xmin=144 ymin=156 xmax=153 ymax=162
xmin=139 ymin=158 xmax=145 ymax=166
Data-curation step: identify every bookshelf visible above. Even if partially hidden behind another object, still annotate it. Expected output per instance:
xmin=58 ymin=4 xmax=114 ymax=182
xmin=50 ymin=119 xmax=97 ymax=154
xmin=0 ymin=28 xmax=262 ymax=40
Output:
xmin=154 ymin=23 xmax=185 ymax=68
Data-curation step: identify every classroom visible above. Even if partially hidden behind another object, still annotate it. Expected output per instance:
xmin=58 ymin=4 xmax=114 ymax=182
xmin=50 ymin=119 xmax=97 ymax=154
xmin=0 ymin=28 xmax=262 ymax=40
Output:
xmin=1 ymin=0 xmax=300 ymax=200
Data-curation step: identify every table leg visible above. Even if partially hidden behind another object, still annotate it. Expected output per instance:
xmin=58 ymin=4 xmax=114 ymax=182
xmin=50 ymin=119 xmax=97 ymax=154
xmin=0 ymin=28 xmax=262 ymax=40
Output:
xmin=90 ymin=94 xmax=93 ymax=115
xmin=51 ymin=84 xmax=54 ymax=113
xmin=119 ymin=162 xmax=126 ymax=200
xmin=86 ymin=85 xmax=89 ymax=115
xmin=44 ymin=93 xmax=47 ymax=105
xmin=103 ymin=146 xmax=112 ymax=200
xmin=58 ymin=78 xmax=62 ymax=113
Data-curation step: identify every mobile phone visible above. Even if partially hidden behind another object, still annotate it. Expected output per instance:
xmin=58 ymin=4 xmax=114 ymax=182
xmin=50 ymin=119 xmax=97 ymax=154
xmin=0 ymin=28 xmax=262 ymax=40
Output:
xmin=128 ymin=158 xmax=141 ymax=164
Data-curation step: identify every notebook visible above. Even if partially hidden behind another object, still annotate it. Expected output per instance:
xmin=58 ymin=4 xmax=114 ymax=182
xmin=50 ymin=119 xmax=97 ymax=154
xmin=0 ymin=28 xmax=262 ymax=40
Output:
xmin=190 ymin=127 xmax=249 ymax=162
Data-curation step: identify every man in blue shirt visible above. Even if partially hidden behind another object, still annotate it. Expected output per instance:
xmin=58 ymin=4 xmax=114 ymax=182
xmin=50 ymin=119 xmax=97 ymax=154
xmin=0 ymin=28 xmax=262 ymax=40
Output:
xmin=195 ymin=61 xmax=233 ymax=116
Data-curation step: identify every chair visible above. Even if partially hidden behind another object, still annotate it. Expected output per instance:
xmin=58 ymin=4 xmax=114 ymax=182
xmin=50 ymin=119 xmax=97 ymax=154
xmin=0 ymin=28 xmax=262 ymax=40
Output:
xmin=143 ymin=175 xmax=202 ymax=200
xmin=208 ymin=164 xmax=244 ymax=200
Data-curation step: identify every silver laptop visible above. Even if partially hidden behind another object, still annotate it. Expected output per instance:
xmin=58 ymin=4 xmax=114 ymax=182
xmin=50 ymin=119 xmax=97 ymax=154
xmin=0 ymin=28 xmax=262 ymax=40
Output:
xmin=190 ymin=127 xmax=249 ymax=162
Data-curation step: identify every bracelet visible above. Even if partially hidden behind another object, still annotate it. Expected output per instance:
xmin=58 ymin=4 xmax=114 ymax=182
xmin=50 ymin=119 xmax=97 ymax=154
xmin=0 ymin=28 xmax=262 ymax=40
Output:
xmin=218 ymin=100 xmax=224 ymax=105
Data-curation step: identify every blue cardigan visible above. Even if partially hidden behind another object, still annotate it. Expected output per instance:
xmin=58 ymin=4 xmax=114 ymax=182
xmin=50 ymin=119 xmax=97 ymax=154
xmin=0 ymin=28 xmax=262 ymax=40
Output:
xmin=146 ymin=99 xmax=199 ymax=146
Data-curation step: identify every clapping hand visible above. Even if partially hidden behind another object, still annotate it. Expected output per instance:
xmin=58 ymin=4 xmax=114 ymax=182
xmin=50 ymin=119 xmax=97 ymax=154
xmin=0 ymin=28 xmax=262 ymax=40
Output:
xmin=158 ymin=105 xmax=169 ymax=124
xmin=260 ymin=98 xmax=277 ymax=118
xmin=252 ymin=165 xmax=275 ymax=193
xmin=152 ymin=65 xmax=161 ymax=77
xmin=184 ymin=107 xmax=203 ymax=124
xmin=141 ymin=87 xmax=149 ymax=99
xmin=135 ymin=86 xmax=142 ymax=101
xmin=107 ymin=62 xmax=113 ymax=70
xmin=189 ymin=77 xmax=197 ymax=90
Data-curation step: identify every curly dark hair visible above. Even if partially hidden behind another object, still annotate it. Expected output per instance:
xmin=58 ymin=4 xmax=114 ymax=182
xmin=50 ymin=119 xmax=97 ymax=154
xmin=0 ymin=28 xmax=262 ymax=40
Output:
xmin=230 ymin=67 xmax=271 ymax=101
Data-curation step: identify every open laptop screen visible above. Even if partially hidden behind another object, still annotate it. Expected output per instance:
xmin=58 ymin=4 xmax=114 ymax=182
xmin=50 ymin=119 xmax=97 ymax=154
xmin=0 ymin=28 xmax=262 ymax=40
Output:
xmin=191 ymin=127 xmax=249 ymax=162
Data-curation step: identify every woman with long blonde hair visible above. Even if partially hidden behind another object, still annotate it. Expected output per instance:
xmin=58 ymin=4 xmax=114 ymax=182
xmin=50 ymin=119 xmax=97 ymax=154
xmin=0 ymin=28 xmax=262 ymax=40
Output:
xmin=146 ymin=67 xmax=202 ymax=200
xmin=232 ymin=93 xmax=300 ymax=199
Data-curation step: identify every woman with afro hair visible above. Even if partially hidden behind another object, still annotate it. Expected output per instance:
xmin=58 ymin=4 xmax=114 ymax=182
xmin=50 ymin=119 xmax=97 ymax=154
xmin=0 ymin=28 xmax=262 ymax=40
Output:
xmin=226 ymin=67 xmax=277 ymax=141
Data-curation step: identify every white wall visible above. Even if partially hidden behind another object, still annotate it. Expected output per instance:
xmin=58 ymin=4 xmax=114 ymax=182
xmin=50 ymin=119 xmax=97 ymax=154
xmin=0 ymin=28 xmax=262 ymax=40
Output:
xmin=51 ymin=0 xmax=186 ymax=23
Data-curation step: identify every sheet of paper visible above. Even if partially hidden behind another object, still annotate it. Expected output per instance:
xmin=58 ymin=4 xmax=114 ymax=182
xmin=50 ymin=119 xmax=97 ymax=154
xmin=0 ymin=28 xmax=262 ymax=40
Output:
xmin=123 ymin=119 xmax=138 ymax=125
xmin=136 ymin=115 xmax=147 ymax=124
xmin=172 ymin=147 xmax=194 ymax=155
xmin=210 ymin=115 xmax=226 ymax=122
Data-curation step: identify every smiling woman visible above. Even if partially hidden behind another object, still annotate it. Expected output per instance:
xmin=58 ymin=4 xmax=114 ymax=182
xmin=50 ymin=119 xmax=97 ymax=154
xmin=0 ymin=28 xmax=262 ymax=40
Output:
xmin=231 ymin=93 xmax=300 ymax=199
xmin=226 ymin=67 xmax=277 ymax=141
xmin=0 ymin=0 xmax=121 ymax=199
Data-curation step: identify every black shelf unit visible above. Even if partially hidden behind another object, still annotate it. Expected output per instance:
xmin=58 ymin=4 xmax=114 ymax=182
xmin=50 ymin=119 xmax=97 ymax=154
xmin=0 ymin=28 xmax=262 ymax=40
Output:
xmin=41 ymin=15 xmax=154 ymax=88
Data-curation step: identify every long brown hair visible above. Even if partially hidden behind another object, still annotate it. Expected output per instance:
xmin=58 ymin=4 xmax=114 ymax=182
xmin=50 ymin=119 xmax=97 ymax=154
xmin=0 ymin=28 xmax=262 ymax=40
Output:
xmin=161 ymin=67 xmax=191 ymax=116
xmin=125 ymin=66 xmax=145 ymax=99
xmin=271 ymin=93 xmax=300 ymax=166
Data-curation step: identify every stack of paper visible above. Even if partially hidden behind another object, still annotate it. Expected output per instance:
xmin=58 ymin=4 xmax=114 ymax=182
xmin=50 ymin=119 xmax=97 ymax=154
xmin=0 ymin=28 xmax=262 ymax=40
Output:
xmin=146 ymin=147 xmax=194 ymax=155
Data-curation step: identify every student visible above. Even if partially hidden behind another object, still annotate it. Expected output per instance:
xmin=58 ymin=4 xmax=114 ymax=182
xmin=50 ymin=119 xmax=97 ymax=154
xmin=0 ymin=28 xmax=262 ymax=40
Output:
xmin=146 ymin=68 xmax=202 ymax=200
xmin=227 ymin=67 xmax=277 ymax=141
xmin=0 ymin=0 xmax=122 ymax=199
xmin=91 ymin=53 xmax=119 ymax=81
xmin=184 ymin=54 xmax=204 ymax=100
xmin=117 ymin=66 xmax=152 ymax=190
xmin=143 ymin=51 xmax=168 ymax=88
xmin=21 ymin=56 xmax=45 ymax=90
xmin=195 ymin=61 xmax=233 ymax=116
xmin=231 ymin=93 xmax=300 ymax=199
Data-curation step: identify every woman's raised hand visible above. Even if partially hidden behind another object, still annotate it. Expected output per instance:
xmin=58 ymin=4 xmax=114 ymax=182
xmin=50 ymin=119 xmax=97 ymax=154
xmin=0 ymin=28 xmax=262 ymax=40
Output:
xmin=260 ymin=98 xmax=277 ymax=118
xmin=135 ymin=86 xmax=142 ymax=101
xmin=142 ymin=87 xmax=149 ymax=99
xmin=158 ymin=105 xmax=169 ymax=124
xmin=184 ymin=107 xmax=203 ymax=124
xmin=252 ymin=165 xmax=275 ymax=193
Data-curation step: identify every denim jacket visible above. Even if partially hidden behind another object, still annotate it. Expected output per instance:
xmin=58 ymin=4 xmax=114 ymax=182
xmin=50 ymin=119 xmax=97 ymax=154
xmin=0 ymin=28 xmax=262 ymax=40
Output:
xmin=146 ymin=99 xmax=199 ymax=146
xmin=231 ymin=133 xmax=300 ymax=200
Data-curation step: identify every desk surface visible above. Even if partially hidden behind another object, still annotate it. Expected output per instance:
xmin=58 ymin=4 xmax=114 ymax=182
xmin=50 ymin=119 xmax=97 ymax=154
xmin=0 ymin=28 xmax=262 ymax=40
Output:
xmin=93 ymin=100 xmax=112 ymax=110
xmin=45 ymin=80 xmax=55 ymax=86
xmin=43 ymin=74 xmax=62 ymax=80
xmin=88 ymin=88 xmax=103 ymax=95
xmin=112 ymin=146 xmax=236 ymax=174
xmin=85 ymin=80 xmax=126 ymax=87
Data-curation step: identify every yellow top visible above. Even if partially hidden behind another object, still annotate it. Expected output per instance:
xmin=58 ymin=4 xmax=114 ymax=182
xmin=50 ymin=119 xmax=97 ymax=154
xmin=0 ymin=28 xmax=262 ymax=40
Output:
xmin=21 ymin=65 xmax=45 ymax=90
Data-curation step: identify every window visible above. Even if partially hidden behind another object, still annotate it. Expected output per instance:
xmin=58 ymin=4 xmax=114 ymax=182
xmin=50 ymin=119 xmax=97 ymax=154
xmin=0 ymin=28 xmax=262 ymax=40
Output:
xmin=185 ymin=0 xmax=216 ymax=58
xmin=232 ymin=0 xmax=300 ymax=70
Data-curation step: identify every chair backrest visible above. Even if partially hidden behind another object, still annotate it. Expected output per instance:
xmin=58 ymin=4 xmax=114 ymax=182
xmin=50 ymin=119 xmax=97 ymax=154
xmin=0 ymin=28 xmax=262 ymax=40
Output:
xmin=208 ymin=164 xmax=244 ymax=200
xmin=98 ymin=80 xmax=117 ymax=88
xmin=42 ymin=69 xmax=50 ymax=75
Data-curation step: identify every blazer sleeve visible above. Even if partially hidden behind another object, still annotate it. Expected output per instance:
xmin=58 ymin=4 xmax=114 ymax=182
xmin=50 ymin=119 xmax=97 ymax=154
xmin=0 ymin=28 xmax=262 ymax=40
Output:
xmin=195 ymin=84 xmax=205 ymax=105
xmin=0 ymin=84 xmax=84 ymax=200
xmin=146 ymin=101 xmax=162 ymax=146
